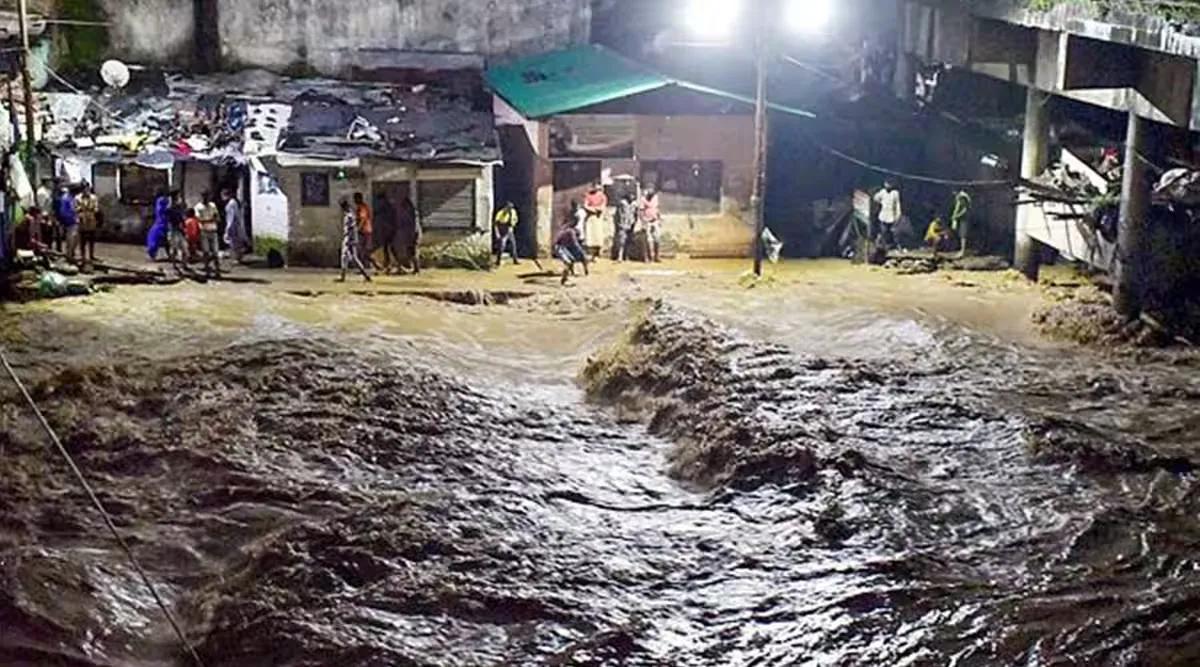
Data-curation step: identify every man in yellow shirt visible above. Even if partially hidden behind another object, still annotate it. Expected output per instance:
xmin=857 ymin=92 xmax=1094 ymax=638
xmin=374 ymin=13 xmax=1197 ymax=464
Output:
xmin=494 ymin=201 xmax=520 ymax=266
xmin=75 ymin=184 xmax=100 ymax=265
xmin=924 ymin=216 xmax=953 ymax=256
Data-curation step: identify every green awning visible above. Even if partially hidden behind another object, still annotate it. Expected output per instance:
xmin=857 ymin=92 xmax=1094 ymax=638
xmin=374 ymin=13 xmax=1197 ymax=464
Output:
xmin=486 ymin=45 xmax=672 ymax=119
xmin=486 ymin=45 xmax=814 ymax=120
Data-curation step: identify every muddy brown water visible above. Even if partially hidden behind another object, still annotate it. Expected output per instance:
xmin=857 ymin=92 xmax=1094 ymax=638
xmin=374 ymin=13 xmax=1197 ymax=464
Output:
xmin=1 ymin=272 xmax=1200 ymax=666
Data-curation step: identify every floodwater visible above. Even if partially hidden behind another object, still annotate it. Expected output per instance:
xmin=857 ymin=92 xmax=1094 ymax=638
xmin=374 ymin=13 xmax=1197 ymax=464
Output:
xmin=1 ymin=262 xmax=1199 ymax=666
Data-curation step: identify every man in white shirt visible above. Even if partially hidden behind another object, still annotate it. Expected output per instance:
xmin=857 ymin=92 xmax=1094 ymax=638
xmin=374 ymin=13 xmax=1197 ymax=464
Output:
xmin=873 ymin=180 xmax=902 ymax=248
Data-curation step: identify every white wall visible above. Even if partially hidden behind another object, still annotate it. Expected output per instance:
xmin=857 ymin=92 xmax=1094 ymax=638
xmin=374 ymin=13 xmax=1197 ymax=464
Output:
xmin=99 ymin=0 xmax=195 ymax=65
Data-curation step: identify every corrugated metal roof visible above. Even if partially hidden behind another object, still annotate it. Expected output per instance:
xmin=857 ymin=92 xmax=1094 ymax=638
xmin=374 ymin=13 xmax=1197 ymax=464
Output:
xmin=485 ymin=45 xmax=814 ymax=120
xmin=485 ymin=45 xmax=672 ymax=119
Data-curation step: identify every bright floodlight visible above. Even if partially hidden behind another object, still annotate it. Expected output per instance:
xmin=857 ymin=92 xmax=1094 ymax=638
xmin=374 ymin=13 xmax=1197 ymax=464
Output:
xmin=685 ymin=0 xmax=741 ymax=40
xmin=786 ymin=0 xmax=832 ymax=34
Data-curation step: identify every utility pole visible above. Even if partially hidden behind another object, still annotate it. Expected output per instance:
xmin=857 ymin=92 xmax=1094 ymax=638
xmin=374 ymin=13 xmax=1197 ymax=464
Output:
xmin=16 ymin=0 xmax=37 ymax=182
xmin=751 ymin=1 xmax=769 ymax=277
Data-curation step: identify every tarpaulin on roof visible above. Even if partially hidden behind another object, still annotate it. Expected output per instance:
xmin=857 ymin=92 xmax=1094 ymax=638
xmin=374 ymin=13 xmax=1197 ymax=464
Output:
xmin=39 ymin=69 xmax=499 ymax=168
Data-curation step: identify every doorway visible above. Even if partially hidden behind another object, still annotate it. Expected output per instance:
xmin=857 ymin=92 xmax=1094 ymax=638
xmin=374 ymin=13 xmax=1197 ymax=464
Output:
xmin=372 ymin=181 xmax=413 ymax=263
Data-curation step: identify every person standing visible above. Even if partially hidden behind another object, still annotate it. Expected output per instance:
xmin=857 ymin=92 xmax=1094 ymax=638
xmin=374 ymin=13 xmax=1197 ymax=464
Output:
xmin=638 ymin=187 xmax=662 ymax=263
xmin=167 ymin=191 xmax=188 ymax=268
xmin=493 ymin=201 xmax=520 ymax=266
xmin=184 ymin=207 xmax=201 ymax=262
xmin=614 ymin=193 xmax=637 ymax=262
xmin=58 ymin=186 xmax=79 ymax=264
xmin=196 ymin=191 xmax=221 ymax=276
xmin=353 ymin=192 xmax=378 ymax=271
xmin=582 ymin=182 xmax=608 ymax=259
xmin=951 ymin=189 xmax=972 ymax=257
xmin=223 ymin=188 xmax=247 ymax=263
xmin=397 ymin=196 xmax=421 ymax=275
xmin=338 ymin=198 xmax=371 ymax=283
xmin=75 ymin=184 xmax=100 ymax=265
xmin=373 ymin=193 xmax=399 ymax=273
xmin=39 ymin=181 xmax=60 ymax=252
xmin=873 ymin=180 xmax=903 ymax=248
xmin=25 ymin=206 xmax=43 ymax=250
xmin=147 ymin=190 xmax=170 ymax=260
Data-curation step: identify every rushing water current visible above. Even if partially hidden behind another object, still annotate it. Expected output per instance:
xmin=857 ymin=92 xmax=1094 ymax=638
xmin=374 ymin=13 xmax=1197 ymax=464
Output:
xmin=1 ymin=272 xmax=1199 ymax=666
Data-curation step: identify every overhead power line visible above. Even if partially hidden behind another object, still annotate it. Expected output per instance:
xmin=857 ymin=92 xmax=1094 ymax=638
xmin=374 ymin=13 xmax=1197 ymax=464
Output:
xmin=0 ymin=348 xmax=206 ymax=667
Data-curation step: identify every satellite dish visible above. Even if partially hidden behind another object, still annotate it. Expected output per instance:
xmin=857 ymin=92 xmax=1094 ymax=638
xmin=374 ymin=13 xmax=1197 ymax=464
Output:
xmin=100 ymin=60 xmax=130 ymax=89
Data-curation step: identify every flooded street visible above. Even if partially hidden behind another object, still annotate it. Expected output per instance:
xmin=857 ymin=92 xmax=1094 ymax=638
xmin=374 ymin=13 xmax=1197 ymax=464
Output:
xmin=2 ymin=260 xmax=1199 ymax=666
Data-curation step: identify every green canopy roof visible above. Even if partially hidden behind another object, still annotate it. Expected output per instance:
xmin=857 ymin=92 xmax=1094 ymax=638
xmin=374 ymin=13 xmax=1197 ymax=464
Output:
xmin=486 ymin=45 xmax=814 ymax=120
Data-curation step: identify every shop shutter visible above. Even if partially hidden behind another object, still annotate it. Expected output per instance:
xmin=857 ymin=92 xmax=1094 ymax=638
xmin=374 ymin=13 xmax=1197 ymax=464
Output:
xmin=419 ymin=180 xmax=476 ymax=230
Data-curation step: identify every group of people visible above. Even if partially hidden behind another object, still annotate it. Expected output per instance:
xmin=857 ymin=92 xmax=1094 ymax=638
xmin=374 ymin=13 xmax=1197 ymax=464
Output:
xmin=337 ymin=192 xmax=421 ymax=283
xmin=872 ymin=179 xmax=974 ymax=257
xmin=24 ymin=181 xmax=102 ymax=266
xmin=145 ymin=188 xmax=240 ymax=276
xmin=573 ymin=182 xmax=664 ymax=264
xmin=491 ymin=182 xmax=664 ymax=286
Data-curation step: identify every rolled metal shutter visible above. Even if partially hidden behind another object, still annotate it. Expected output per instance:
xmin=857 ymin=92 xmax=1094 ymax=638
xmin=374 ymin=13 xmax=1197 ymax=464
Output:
xmin=418 ymin=180 xmax=476 ymax=230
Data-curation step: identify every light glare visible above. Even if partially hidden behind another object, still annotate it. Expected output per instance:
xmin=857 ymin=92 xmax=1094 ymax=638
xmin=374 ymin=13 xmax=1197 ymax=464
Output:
xmin=786 ymin=0 xmax=832 ymax=34
xmin=685 ymin=0 xmax=742 ymax=40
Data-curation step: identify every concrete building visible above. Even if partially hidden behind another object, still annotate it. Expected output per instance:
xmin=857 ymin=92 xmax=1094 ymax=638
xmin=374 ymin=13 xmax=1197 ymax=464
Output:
xmin=899 ymin=0 xmax=1200 ymax=318
xmin=270 ymin=156 xmax=496 ymax=268
xmin=486 ymin=45 xmax=812 ymax=259
xmin=93 ymin=0 xmax=591 ymax=75
xmin=37 ymin=71 xmax=498 ymax=267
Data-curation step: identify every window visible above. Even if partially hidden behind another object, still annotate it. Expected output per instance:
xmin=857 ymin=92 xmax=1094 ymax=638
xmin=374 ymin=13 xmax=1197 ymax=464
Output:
xmin=118 ymin=164 xmax=169 ymax=205
xmin=92 ymin=163 xmax=118 ymax=197
xmin=419 ymin=180 xmax=476 ymax=230
xmin=300 ymin=172 xmax=330 ymax=207
xmin=640 ymin=161 xmax=723 ymax=215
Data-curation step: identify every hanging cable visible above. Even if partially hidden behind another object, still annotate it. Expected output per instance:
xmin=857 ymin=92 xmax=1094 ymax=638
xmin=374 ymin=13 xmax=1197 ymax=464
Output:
xmin=0 ymin=348 xmax=206 ymax=667
xmin=807 ymin=134 xmax=1014 ymax=188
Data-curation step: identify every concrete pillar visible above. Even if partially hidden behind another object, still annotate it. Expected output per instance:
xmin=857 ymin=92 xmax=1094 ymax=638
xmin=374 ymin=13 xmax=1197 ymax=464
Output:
xmin=1015 ymin=87 xmax=1050 ymax=280
xmin=1114 ymin=110 xmax=1150 ymax=319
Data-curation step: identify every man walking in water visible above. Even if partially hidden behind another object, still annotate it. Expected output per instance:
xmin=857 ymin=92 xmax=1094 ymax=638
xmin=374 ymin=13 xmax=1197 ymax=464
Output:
xmin=493 ymin=201 xmax=520 ymax=266
xmin=338 ymin=199 xmax=372 ymax=283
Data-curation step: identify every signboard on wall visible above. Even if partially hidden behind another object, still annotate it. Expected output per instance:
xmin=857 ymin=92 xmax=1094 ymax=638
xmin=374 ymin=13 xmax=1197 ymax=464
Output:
xmin=549 ymin=115 xmax=636 ymax=159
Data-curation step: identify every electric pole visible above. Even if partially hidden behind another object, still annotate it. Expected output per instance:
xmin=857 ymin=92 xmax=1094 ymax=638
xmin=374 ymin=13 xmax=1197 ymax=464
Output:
xmin=17 ymin=0 xmax=37 ymax=182
xmin=751 ymin=2 xmax=770 ymax=277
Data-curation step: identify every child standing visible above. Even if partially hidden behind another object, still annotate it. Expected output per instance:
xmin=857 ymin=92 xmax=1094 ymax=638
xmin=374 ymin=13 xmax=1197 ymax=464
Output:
xmin=184 ymin=207 xmax=201 ymax=262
